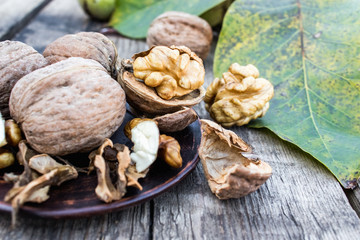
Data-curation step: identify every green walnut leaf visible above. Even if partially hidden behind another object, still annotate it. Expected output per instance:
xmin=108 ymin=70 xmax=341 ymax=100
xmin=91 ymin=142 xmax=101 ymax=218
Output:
xmin=214 ymin=0 xmax=360 ymax=188
xmin=109 ymin=0 xmax=225 ymax=39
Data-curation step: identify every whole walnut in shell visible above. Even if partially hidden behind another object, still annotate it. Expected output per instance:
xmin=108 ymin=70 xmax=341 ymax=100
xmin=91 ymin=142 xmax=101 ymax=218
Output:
xmin=147 ymin=11 xmax=213 ymax=59
xmin=9 ymin=57 xmax=126 ymax=156
xmin=0 ymin=41 xmax=47 ymax=119
xmin=43 ymin=32 xmax=118 ymax=78
xmin=205 ymin=63 xmax=274 ymax=127
xmin=132 ymin=45 xmax=205 ymax=100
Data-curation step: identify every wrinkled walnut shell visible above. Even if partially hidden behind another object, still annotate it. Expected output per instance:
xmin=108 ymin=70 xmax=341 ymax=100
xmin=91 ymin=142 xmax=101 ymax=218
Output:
xmin=0 ymin=41 xmax=47 ymax=119
xmin=10 ymin=57 xmax=126 ymax=156
xmin=199 ymin=119 xmax=272 ymax=199
xmin=43 ymin=32 xmax=118 ymax=78
xmin=147 ymin=11 xmax=213 ymax=59
xmin=118 ymin=60 xmax=205 ymax=115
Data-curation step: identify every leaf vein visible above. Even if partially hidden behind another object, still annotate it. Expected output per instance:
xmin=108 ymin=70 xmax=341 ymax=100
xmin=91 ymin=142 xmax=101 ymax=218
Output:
xmin=306 ymin=59 xmax=360 ymax=91
xmin=256 ymin=29 xmax=300 ymax=65
xmin=299 ymin=0 xmax=336 ymax=164
xmin=307 ymin=88 xmax=354 ymax=119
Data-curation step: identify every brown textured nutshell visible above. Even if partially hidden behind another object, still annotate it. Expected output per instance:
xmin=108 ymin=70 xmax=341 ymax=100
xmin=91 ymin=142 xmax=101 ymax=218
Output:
xmin=0 ymin=40 xmax=47 ymax=119
xmin=146 ymin=11 xmax=213 ymax=59
xmin=43 ymin=32 xmax=118 ymax=78
xmin=9 ymin=57 xmax=126 ymax=156
xmin=153 ymin=107 xmax=198 ymax=133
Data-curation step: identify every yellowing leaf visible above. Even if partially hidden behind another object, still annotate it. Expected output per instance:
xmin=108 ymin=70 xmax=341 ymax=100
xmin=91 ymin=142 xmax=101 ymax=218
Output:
xmin=109 ymin=0 xmax=225 ymax=39
xmin=214 ymin=0 xmax=360 ymax=188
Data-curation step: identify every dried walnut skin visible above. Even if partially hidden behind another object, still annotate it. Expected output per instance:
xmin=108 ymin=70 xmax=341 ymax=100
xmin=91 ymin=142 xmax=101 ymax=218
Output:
xmin=205 ymin=63 xmax=274 ymax=127
xmin=199 ymin=119 xmax=272 ymax=199
xmin=9 ymin=57 xmax=126 ymax=156
xmin=147 ymin=11 xmax=213 ymax=59
xmin=0 ymin=41 xmax=47 ymax=119
xmin=132 ymin=46 xmax=205 ymax=100
xmin=43 ymin=32 xmax=118 ymax=78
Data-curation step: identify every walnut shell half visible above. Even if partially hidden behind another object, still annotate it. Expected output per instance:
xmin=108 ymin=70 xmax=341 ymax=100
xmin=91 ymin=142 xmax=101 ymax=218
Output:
xmin=199 ymin=119 xmax=272 ymax=199
xmin=153 ymin=107 xmax=198 ymax=132
xmin=10 ymin=57 xmax=126 ymax=156
xmin=0 ymin=41 xmax=47 ymax=119
xmin=118 ymin=60 xmax=205 ymax=115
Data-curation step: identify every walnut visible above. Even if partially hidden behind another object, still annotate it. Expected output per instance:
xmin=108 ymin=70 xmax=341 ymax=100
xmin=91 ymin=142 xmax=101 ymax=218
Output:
xmin=158 ymin=134 xmax=182 ymax=168
xmin=199 ymin=120 xmax=272 ymax=199
xmin=205 ymin=63 xmax=274 ymax=127
xmin=124 ymin=118 xmax=160 ymax=172
xmin=132 ymin=46 xmax=205 ymax=100
xmin=9 ymin=57 xmax=126 ymax=156
xmin=147 ymin=11 xmax=213 ymax=59
xmin=0 ymin=148 xmax=14 ymax=169
xmin=0 ymin=41 xmax=47 ymax=119
xmin=0 ymin=116 xmax=22 ymax=169
xmin=43 ymin=32 xmax=118 ymax=78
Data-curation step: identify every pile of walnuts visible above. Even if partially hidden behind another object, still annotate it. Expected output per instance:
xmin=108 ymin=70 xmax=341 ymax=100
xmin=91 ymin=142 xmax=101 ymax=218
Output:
xmin=0 ymin=10 xmax=275 ymax=222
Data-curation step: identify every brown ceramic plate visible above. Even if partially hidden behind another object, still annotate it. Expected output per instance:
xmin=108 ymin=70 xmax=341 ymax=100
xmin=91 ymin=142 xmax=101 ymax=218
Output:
xmin=0 ymin=109 xmax=201 ymax=218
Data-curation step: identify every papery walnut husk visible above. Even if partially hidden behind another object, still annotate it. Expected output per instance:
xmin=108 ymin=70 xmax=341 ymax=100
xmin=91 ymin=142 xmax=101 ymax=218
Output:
xmin=0 ymin=41 xmax=47 ymax=119
xmin=4 ymin=141 xmax=78 ymax=226
xmin=199 ymin=119 xmax=272 ymax=199
xmin=90 ymin=139 xmax=147 ymax=202
xmin=9 ymin=57 xmax=126 ymax=156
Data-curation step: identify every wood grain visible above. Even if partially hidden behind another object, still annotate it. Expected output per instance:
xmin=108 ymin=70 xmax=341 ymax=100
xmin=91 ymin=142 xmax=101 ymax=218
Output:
xmin=0 ymin=0 xmax=51 ymax=41
xmin=1 ymin=0 xmax=360 ymax=239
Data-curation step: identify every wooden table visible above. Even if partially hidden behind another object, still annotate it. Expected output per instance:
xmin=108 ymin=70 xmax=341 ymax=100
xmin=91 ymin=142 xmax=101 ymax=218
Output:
xmin=1 ymin=0 xmax=360 ymax=239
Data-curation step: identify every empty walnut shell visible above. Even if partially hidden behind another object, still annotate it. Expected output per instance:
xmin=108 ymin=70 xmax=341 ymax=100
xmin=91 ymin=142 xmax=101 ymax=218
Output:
xmin=199 ymin=119 xmax=272 ymax=199
xmin=118 ymin=60 xmax=205 ymax=115
xmin=43 ymin=32 xmax=118 ymax=78
xmin=0 ymin=41 xmax=47 ymax=119
xmin=9 ymin=57 xmax=126 ymax=156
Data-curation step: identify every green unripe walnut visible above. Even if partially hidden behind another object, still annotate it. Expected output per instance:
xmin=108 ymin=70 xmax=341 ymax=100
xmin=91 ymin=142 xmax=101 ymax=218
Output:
xmin=78 ymin=0 xmax=115 ymax=21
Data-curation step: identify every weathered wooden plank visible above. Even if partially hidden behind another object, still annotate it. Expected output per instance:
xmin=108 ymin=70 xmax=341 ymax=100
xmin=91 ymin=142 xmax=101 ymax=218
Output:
xmin=13 ymin=0 xmax=105 ymax=53
xmin=0 ymin=0 xmax=52 ymax=41
xmin=0 ymin=204 xmax=151 ymax=240
xmin=345 ymin=188 xmax=360 ymax=218
xmin=0 ymin=0 xmax=152 ymax=239
xmin=151 ymin=42 xmax=360 ymax=239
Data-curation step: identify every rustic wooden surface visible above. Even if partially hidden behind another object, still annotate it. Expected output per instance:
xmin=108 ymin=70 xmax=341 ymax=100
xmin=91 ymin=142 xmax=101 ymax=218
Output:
xmin=1 ymin=0 xmax=360 ymax=239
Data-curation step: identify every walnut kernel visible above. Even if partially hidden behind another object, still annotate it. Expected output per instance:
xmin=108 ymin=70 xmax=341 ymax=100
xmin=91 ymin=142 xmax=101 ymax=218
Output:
xmin=132 ymin=46 xmax=205 ymax=100
xmin=205 ymin=63 xmax=274 ymax=127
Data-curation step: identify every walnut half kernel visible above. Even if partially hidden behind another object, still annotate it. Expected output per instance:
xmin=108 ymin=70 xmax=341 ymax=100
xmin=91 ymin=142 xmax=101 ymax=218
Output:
xmin=132 ymin=45 xmax=205 ymax=100
xmin=205 ymin=63 xmax=274 ymax=127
